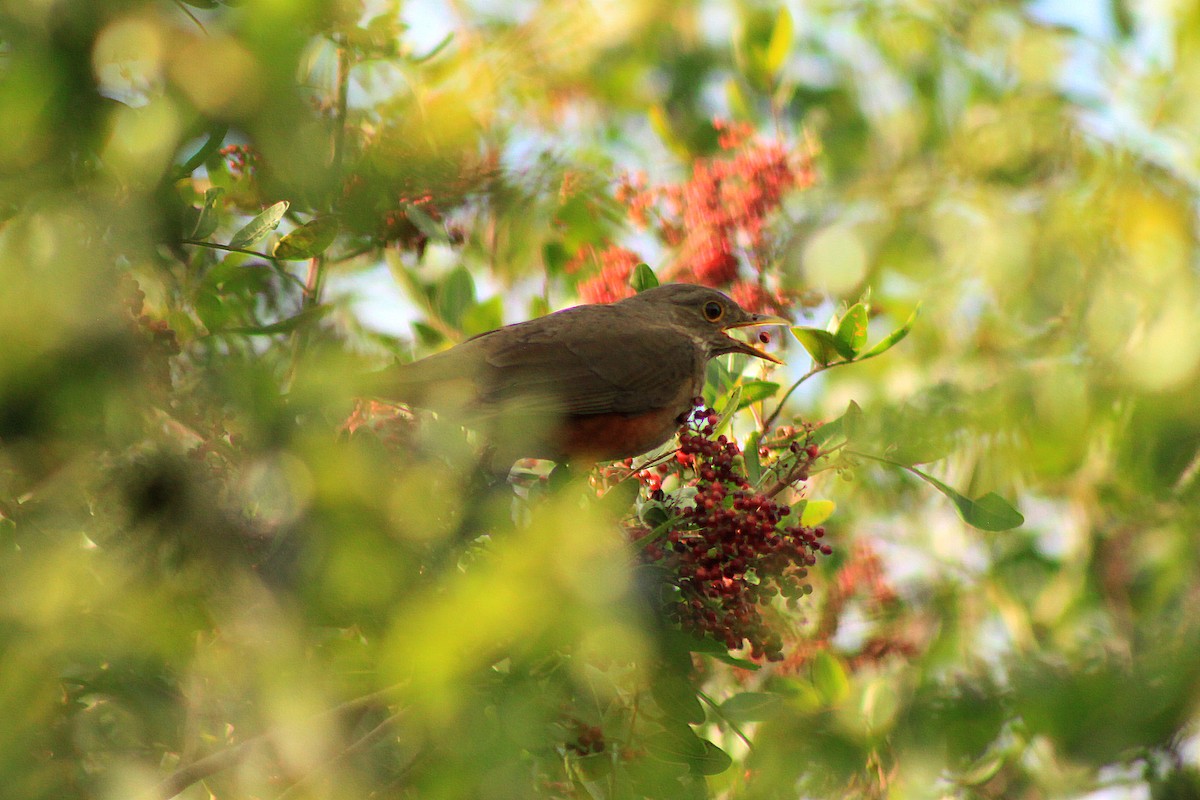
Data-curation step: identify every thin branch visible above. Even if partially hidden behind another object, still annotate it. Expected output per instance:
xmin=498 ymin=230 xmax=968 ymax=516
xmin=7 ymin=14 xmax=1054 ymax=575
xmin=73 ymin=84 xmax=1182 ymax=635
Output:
xmin=179 ymin=240 xmax=309 ymax=292
xmin=761 ymin=358 xmax=859 ymax=431
xmin=273 ymin=711 xmax=405 ymax=800
xmin=144 ymin=685 xmax=403 ymax=800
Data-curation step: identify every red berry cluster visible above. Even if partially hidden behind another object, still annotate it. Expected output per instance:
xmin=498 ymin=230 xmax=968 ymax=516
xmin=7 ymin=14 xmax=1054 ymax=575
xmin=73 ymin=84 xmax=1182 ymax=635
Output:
xmin=219 ymin=144 xmax=259 ymax=179
xmin=633 ymin=401 xmax=829 ymax=661
xmin=578 ymin=119 xmax=816 ymax=312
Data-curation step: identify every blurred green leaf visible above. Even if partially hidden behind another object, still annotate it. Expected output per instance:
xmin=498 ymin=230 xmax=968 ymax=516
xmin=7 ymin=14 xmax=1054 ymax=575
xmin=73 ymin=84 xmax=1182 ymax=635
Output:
xmin=859 ymin=304 xmax=919 ymax=361
xmin=906 ymin=466 xmax=1024 ymax=531
xmin=228 ymin=201 xmax=289 ymax=250
xmin=188 ymin=187 xmax=225 ymax=240
xmin=719 ymin=691 xmax=784 ymax=723
xmin=694 ymin=740 xmax=733 ymax=775
xmin=653 ymin=679 xmax=705 ymax=725
xmin=437 ymin=266 xmax=476 ymax=329
xmin=812 ymin=652 xmax=849 ymax=705
xmin=800 ymin=499 xmax=835 ymax=526
xmin=404 ymin=204 xmax=449 ymax=242
xmin=461 ymin=295 xmax=503 ymax=337
xmin=216 ymin=304 xmax=331 ymax=335
xmin=764 ymin=6 xmax=794 ymax=79
xmin=272 ymin=216 xmax=339 ymax=260
xmin=812 ymin=400 xmax=863 ymax=448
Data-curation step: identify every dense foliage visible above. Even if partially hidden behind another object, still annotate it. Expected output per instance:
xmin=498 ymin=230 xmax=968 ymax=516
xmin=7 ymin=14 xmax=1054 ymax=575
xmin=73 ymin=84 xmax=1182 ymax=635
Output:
xmin=3 ymin=1 xmax=1200 ymax=798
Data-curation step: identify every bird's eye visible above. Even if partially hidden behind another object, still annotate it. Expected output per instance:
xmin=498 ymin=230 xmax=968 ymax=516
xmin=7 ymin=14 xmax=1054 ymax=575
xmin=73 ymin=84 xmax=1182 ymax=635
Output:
xmin=703 ymin=301 xmax=724 ymax=322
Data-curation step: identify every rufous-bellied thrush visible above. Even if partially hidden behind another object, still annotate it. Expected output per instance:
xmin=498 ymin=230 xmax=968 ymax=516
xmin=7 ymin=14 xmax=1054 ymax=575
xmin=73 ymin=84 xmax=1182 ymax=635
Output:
xmin=374 ymin=283 xmax=787 ymax=464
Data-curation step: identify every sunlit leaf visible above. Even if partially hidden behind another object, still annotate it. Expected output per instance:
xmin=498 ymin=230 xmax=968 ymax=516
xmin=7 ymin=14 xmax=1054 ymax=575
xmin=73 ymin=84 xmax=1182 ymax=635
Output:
xmin=835 ymin=302 xmax=869 ymax=357
xmin=630 ymin=263 xmax=659 ymax=292
xmin=792 ymin=326 xmax=847 ymax=365
xmin=725 ymin=77 xmax=753 ymax=121
xmin=228 ymin=201 xmax=289 ymax=250
xmin=800 ymin=499 xmax=835 ymax=526
xmin=736 ymin=380 xmax=779 ymax=408
xmin=812 ymin=651 xmax=849 ymax=705
xmin=764 ymin=6 xmax=794 ymax=78
xmin=272 ymin=216 xmax=339 ymax=260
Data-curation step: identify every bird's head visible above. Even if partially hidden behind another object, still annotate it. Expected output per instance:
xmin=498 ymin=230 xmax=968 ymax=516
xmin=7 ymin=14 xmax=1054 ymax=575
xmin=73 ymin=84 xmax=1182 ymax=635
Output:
xmin=620 ymin=283 xmax=789 ymax=363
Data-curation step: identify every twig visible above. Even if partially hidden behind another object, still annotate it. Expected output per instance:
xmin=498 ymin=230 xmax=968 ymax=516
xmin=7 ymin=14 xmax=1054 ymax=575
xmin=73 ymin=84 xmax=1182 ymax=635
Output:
xmin=697 ymin=690 xmax=753 ymax=752
xmin=273 ymin=711 xmax=405 ymax=800
xmin=761 ymin=358 xmax=858 ymax=431
xmin=144 ymin=685 xmax=403 ymax=800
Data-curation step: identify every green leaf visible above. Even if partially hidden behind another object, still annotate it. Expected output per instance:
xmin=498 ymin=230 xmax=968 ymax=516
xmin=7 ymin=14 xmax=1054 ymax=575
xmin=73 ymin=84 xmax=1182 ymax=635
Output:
xmin=908 ymin=467 xmax=1025 ymax=531
xmin=835 ymin=302 xmax=869 ymax=358
xmin=736 ymin=380 xmax=779 ymax=409
xmin=718 ymin=691 xmax=784 ymax=723
xmin=229 ymin=201 xmax=289 ymax=250
xmin=216 ymin=304 xmax=330 ymax=336
xmin=812 ymin=651 xmax=850 ymax=705
xmin=648 ymin=105 xmax=686 ymax=157
xmin=412 ymin=321 xmax=444 ymax=347
xmin=800 ymin=499 xmax=835 ymax=526
xmin=725 ymin=77 xmax=752 ymax=121
xmin=652 ymin=680 xmax=705 ymax=726
xmin=272 ymin=216 xmax=339 ymax=260
xmin=860 ymin=303 xmax=920 ymax=360
xmin=764 ymin=6 xmax=794 ymax=78
xmin=645 ymin=727 xmax=706 ymax=765
xmin=743 ymin=430 xmax=762 ymax=485
xmin=437 ymin=267 xmax=475 ymax=328
xmin=630 ymin=262 xmax=659 ymax=293
xmin=404 ymin=204 xmax=449 ymax=242
xmin=792 ymin=326 xmax=846 ymax=365
xmin=663 ymin=629 xmax=760 ymax=670
xmin=713 ymin=385 xmax=742 ymax=435
xmin=461 ymin=295 xmax=503 ymax=337
xmin=694 ymin=740 xmax=733 ymax=775
xmin=189 ymin=187 xmax=225 ymax=240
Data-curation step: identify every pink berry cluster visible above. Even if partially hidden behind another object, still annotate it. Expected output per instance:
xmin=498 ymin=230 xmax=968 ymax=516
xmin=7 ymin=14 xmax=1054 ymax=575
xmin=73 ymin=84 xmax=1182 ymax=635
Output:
xmin=632 ymin=401 xmax=829 ymax=661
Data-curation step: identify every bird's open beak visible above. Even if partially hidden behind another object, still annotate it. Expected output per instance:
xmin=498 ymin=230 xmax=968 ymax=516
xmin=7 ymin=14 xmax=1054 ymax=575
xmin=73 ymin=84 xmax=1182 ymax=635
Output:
xmin=722 ymin=314 xmax=789 ymax=364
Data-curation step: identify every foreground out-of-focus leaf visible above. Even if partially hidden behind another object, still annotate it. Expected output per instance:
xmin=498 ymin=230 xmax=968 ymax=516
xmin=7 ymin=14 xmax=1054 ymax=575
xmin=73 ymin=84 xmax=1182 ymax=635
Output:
xmin=859 ymin=304 xmax=920 ymax=361
xmin=719 ymin=691 xmax=784 ymax=723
